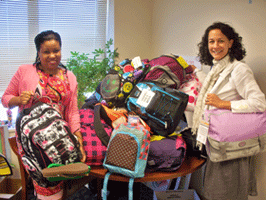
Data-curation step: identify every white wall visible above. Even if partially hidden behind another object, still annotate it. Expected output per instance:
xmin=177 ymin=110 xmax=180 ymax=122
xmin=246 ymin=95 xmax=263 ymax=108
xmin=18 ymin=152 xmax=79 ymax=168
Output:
xmin=114 ymin=0 xmax=153 ymax=60
xmin=151 ymin=0 xmax=266 ymax=94
xmin=115 ymin=0 xmax=266 ymax=199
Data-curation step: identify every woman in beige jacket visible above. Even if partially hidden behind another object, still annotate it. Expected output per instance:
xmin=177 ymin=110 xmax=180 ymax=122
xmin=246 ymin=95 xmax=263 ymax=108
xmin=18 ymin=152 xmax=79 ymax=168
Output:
xmin=191 ymin=22 xmax=266 ymax=200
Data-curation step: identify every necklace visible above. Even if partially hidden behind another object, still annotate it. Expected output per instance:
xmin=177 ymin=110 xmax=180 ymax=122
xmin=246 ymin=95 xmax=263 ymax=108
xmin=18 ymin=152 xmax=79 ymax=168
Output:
xmin=38 ymin=64 xmax=59 ymax=76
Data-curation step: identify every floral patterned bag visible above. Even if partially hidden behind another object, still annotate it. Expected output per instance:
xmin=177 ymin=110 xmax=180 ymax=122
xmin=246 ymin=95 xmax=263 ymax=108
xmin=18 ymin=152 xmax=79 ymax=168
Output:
xmin=179 ymin=72 xmax=202 ymax=111
xmin=16 ymin=102 xmax=82 ymax=187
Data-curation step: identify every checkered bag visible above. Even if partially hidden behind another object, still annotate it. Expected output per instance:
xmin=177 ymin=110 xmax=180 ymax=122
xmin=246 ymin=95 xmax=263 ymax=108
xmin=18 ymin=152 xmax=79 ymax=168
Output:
xmin=80 ymin=103 xmax=129 ymax=165
xmin=79 ymin=108 xmax=113 ymax=166
xmin=102 ymin=122 xmax=150 ymax=200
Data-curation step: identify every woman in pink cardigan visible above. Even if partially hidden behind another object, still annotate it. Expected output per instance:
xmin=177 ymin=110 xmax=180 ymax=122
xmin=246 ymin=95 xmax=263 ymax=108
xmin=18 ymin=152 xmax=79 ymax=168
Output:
xmin=2 ymin=30 xmax=86 ymax=200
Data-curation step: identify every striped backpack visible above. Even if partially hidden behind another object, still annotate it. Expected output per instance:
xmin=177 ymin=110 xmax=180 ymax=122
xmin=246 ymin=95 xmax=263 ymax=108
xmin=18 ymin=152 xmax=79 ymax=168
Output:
xmin=102 ymin=121 xmax=150 ymax=200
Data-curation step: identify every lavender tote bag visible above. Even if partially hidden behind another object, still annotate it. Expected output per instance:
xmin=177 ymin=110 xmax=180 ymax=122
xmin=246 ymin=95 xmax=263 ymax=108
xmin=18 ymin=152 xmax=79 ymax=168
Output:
xmin=204 ymin=109 xmax=266 ymax=162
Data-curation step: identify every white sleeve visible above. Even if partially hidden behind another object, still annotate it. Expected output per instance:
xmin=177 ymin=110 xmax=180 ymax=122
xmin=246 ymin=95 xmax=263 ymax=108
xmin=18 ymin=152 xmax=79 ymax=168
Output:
xmin=230 ymin=63 xmax=266 ymax=113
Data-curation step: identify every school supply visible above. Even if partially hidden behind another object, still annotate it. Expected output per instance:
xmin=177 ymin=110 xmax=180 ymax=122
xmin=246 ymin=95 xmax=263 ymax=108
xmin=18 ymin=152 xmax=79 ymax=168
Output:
xmin=204 ymin=109 xmax=266 ymax=162
xmin=16 ymin=102 xmax=82 ymax=187
xmin=100 ymin=58 xmax=150 ymax=108
xmin=143 ymin=55 xmax=193 ymax=89
xmin=82 ymin=83 xmax=103 ymax=109
xmin=99 ymin=104 xmax=129 ymax=128
xmin=93 ymin=103 xmax=128 ymax=145
xmin=42 ymin=162 xmax=91 ymax=182
xmin=146 ymin=133 xmax=186 ymax=172
xmin=80 ymin=103 xmax=129 ymax=165
xmin=102 ymin=121 xmax=150 ymax=200
xmin=80 ymin=107 xmax=113 ymax=166
xmin=127 ymin=82 xmax=188 ymax=136
xmin=179 ymin=72 xmax=202 ymax=111
xmin=95 ymin=103 xmax=151 ymax=132
xmin=181 ymin=128 xmax=207 ymax=158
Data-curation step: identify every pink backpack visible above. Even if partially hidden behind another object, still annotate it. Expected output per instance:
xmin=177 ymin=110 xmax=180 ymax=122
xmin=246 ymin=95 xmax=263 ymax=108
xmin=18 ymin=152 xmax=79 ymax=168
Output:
xmin=143 ymin=55 xmax=193 ymax=89
xmin=80 ymin=108 xmax=113 ymax=165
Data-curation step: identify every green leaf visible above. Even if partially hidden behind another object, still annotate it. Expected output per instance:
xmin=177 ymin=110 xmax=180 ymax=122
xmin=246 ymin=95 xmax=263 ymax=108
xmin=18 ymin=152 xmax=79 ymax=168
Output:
xmin=66 ymin=38 xmax=119 ymax=108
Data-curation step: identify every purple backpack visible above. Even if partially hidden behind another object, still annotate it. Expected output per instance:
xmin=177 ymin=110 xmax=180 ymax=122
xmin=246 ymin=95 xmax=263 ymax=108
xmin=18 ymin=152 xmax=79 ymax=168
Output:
xmin=146 ymin=135 xmax=186 ymax=172
xmin=143 ymin=55 xmax=193 ymax=89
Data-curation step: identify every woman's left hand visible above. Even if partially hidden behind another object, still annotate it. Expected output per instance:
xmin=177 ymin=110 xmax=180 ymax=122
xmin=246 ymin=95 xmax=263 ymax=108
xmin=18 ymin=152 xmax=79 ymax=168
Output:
xmin=77 ymin=139 xmax=86 ymax=163
xmin=205 ymin=93 xmax=231 ymax=110
xmin=74 ymin=131 xmax=87 ymax=162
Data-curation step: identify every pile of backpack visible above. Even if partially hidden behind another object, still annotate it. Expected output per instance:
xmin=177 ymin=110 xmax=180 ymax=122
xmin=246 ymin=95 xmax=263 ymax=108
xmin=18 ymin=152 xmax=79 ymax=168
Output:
xmin=80 ymin=54 xmax=194 ymax=200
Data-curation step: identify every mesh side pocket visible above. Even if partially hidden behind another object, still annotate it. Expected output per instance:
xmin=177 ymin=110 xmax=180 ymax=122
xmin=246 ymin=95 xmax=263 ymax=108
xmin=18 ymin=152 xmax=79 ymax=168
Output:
xmin=146 ymin=90 xmax=181 ymax=123
xmin=105 ymin=133 xmax=138 ymax=171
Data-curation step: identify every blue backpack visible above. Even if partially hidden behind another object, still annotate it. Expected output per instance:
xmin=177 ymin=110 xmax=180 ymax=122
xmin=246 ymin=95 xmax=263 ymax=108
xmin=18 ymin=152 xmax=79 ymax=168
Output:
xmin=102 ymin=121 xmax=150 ymax=200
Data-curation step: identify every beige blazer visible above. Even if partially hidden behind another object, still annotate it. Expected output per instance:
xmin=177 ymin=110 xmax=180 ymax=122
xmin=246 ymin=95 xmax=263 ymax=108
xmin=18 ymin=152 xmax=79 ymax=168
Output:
xmin=185 ymin=58 xmax=266 ymax=128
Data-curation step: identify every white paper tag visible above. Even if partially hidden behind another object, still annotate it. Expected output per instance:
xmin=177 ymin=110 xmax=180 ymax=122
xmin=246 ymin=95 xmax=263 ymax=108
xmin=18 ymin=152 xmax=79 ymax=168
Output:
xmin=131 ymin=56 xmax=142 ymax=69
xmin=136 ymin=89 xmax=155 ymax=108
xmin=196 ymin=122 xmax=209 ymax=145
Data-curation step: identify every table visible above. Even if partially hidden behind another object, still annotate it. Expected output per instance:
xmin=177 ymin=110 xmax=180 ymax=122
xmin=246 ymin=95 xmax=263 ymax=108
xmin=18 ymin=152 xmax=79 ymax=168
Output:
xmin=89 ymin=155 xmax=206 ymax=200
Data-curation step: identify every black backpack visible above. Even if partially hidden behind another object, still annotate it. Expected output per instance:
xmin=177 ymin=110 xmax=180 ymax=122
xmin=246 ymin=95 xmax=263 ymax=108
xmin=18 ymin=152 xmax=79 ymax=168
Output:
xmin=16 ymin=102 xmax=82 ymax=187
xmin=127 ymin=82 xmax=188 ymax=136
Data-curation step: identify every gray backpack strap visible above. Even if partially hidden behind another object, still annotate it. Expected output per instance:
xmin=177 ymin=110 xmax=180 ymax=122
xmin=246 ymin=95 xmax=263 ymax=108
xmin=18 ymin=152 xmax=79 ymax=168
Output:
xmin=151 ymin=65 xmax=181 ymax=88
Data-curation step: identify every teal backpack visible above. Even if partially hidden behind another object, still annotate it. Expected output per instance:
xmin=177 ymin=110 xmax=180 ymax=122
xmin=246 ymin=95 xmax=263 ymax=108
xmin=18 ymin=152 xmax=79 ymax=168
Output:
xmin=102 ymin=121 xmax=150 ymax=200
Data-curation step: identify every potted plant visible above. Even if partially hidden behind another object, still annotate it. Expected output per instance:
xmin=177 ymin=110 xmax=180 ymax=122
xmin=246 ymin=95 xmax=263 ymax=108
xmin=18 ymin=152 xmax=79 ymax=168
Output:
xmin=66 ymin=39 xmax=119 ymax=108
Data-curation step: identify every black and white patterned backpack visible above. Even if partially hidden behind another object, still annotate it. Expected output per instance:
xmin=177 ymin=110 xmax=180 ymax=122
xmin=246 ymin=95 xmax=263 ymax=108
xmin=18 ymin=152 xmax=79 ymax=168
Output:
xmin=16 ymin=102 xmax=82 ymax=187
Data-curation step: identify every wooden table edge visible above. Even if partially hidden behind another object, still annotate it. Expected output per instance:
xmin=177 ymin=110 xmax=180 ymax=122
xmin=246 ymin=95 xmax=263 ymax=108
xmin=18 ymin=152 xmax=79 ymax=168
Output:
xmin=89 ymin=156 xmax=206 ymax=182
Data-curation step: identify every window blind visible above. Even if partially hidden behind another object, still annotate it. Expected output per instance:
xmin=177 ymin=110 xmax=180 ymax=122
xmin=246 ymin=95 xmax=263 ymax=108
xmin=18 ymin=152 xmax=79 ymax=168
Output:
xmin=0 ymin=0 xmax=108 ymax=94
xmin=0 ymin=0 xmax=111 ymax=124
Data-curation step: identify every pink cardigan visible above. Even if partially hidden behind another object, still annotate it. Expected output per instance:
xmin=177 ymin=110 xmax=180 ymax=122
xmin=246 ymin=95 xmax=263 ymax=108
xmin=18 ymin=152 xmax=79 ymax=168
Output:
xmin=2 ymin=64 xmax=80 ymax=133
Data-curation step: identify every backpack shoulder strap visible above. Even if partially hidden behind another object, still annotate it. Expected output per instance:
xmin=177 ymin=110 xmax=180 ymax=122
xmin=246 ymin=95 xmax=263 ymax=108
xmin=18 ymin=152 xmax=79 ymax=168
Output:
xmin=102 ymin=172 xmax=112 ymax=200
xmin=102 ymin=172 xmax=135 ymax=200
xmin=94 ymin=104 xmax=112 ymax=147
xmin=128 ymin=178 xmax=134 ymax=200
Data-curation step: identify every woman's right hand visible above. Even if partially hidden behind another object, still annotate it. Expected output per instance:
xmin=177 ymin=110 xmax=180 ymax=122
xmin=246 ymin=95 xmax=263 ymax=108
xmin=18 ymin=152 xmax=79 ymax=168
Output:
xmin=19 ymin=91 xmax=33 ymax=105
xmin=8 ymin=91 xmax=33 ymax=108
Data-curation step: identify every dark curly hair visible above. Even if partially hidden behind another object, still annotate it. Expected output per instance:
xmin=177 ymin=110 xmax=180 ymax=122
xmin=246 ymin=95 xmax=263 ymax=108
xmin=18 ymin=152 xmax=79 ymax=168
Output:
xmin=197 ymin=22 xmax=246 ymax=66
xmin=33 ymin=30 xmax=62 ymax=65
